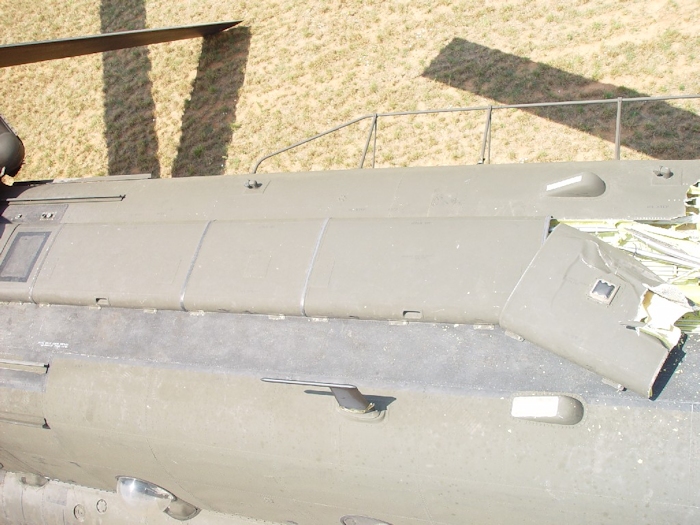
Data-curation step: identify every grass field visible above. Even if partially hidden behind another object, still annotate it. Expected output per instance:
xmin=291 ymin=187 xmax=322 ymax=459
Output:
xmin=1 ymin=0 xmax=699 ymax=180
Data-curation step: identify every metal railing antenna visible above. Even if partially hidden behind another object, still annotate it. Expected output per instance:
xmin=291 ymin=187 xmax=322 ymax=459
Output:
xmin=251 ymin=94 xmax=700 ymax=173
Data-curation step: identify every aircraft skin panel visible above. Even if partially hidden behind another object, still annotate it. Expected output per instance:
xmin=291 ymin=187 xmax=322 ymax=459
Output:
xmin=0 ymin=215 xmax=544 ymax=325
xmin=304 ymin=216 xmax=544 ymax=324
xmin=0 ymin=369 xmax=45 ymax=432
xmin=0 ymin=162 xmax=691 ymax=326
xmin=0 ymin=224 xmax=61 ymax=303
xmin=42 ymin=359 xmax=168 ymax=492
xmin=183 ymin=219 xmax=327 ymax=315
xmin=0 ymin=209 xmax=686 ymax=396
xmin=30 ymin=222 xmax=207 ymax=309
xmin=1 ymin=160 xmax=692 ymax=224
xmin=0 ymin=303 xmax=697 ymax=523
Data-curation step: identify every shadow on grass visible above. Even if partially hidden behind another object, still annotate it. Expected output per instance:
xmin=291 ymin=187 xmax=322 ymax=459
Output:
xmin=423 ymin=39 xmax=700 ymax=159
xmin=101 ymin=2 xmax=248 ymax=178
xmin=100 ymin=0 xmax=160 ymax=177
xmin=172 ymin=27 xmax=251 ymax=177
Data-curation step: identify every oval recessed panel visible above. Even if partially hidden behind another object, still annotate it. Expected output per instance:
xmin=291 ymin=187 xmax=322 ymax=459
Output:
xmin=511 ymin=395 xmax=584 ymax=425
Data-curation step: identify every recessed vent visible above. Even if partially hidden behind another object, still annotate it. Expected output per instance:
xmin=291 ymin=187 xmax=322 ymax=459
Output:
xmin=0 ymin=231 xmax=50 ymax=282
xmin=511 ymin=395 xmax=584 ymax=425
xmin=402 ymin=310 xmax=422 ymax=320
xmin=545 ymin=172 xmax=606 ymax=197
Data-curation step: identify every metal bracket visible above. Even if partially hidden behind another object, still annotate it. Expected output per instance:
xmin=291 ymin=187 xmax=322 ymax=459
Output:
xmin=261 ymin=378 xmax=375 ymax=413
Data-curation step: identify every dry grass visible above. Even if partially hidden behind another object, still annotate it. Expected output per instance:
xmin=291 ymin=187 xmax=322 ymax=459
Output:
xmin=1 ymin=0 xmax=699 ymax=180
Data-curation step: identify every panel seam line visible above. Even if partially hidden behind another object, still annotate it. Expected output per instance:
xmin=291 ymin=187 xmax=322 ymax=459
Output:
xmin=300 ymin=217 xmax=330 ymax=317
xmin=179 ymin=220 xmax=213 ymax=311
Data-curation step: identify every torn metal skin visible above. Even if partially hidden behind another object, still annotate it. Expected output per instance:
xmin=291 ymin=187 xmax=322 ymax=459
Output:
xmin=501 ymin=224 xmax=694 ymax=398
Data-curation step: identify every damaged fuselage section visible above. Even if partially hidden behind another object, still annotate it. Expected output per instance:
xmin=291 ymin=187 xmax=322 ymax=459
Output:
xmin=0 ymin=161 xmax=696 ymax=397
xmin=0 ymin=160 xmax=699 ymax=524
xmin=501 ymin=223 xmax=694 ymax=397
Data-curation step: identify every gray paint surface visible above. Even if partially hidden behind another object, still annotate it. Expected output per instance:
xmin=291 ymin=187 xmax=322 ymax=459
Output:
xmin=0 ymin=303 xmax=697 ymax=524
xmin=0 ymin=160 xmax=698 ymax=524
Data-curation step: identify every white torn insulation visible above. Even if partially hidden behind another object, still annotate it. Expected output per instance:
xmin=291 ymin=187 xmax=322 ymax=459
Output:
xmin=635 ymin=284 xmax=695 ymax=348
xmin=563 ymin=180 xmax=700 ymax=335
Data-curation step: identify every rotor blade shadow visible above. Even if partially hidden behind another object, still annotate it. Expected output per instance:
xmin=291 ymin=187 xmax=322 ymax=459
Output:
xmin=101 ymin=0 xmax=160 ymax=177
xmin=423 ymin=38 xmax=700 ymax=159
xmin=172 ymin=27 xmax=251 ymax=177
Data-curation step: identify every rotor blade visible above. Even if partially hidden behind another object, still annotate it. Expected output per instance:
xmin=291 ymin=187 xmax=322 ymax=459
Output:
xmin=0 ymin=21 xmax=241 ymax=68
